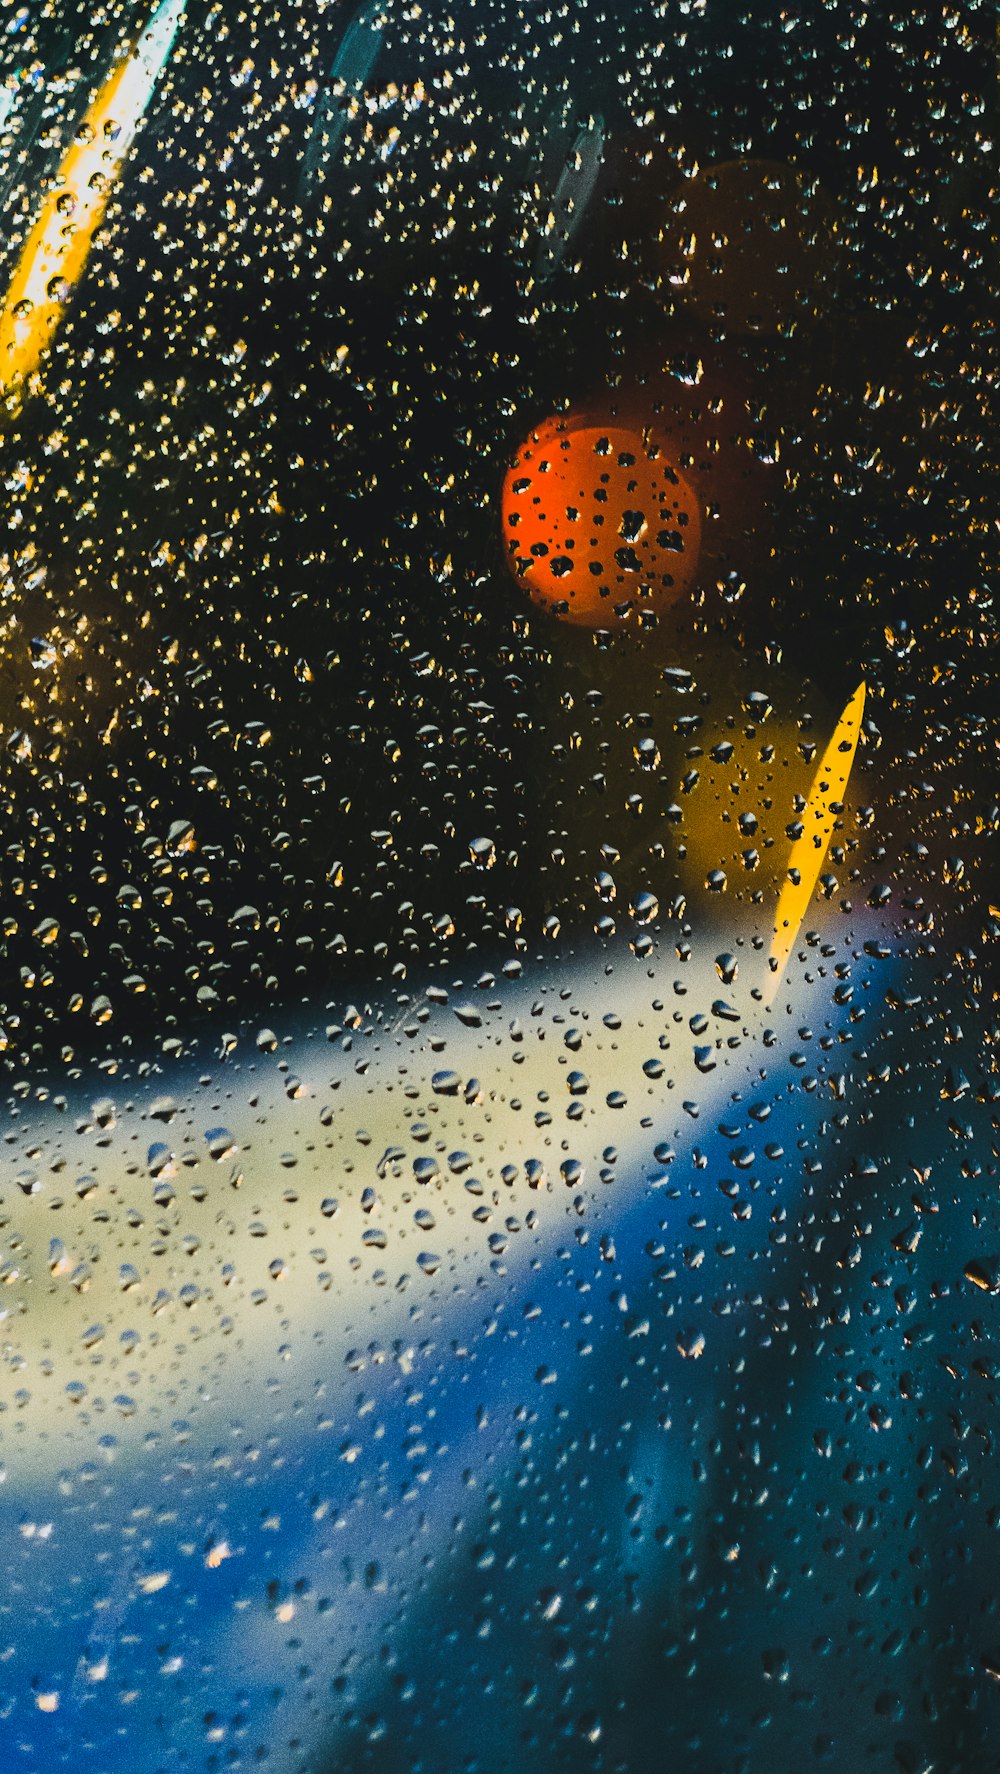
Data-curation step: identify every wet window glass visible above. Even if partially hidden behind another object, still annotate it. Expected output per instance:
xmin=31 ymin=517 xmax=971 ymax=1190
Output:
xmin=0 ymin=2 xmax=996 ymax=1769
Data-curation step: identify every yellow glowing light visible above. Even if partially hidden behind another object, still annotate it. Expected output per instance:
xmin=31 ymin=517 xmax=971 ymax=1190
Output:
xmin=0 ymin=0 xmax=184 ymax=408
xmin=768 ymin=679 xmax=866 ymax=995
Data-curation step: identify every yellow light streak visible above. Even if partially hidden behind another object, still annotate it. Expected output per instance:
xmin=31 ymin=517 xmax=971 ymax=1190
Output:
xmin=0 ymin=0 xmax=183 ymax=409
xmin=768 ymin=678 xmax=866 ymax=997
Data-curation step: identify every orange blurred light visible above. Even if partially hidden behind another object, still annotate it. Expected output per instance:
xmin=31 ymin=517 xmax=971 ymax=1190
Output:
xmin=501 ymin=415 xmax=702 ymax=628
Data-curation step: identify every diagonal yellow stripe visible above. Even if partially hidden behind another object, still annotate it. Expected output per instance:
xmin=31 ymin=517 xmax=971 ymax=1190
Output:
xmin=768 ymin=678 xmax=866 ymax=999
xmin=0 ymin=0 xmax=183 ymax=410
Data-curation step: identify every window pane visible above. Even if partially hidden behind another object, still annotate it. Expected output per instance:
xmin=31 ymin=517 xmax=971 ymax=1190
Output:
xmin=0 ymin=3 xmax=995 ymax=1770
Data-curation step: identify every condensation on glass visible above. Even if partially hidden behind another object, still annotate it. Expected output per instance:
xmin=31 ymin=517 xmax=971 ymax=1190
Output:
xmin=0 ymin=3 xmax=995 ymax=1771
